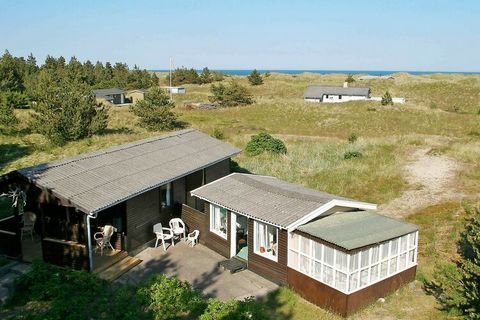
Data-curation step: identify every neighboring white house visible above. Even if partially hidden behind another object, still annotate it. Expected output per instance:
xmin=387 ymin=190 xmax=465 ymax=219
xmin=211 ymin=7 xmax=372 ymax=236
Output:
xmin=161 ymin=86 xmax=186 ymax=94
xmin=304 ymin=82 xmax=405 ymax=104
xmin=304 ymin=83 xmax=371 ymax=103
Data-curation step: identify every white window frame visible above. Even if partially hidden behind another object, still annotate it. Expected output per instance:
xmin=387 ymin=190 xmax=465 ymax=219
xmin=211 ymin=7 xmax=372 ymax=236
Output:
xmin=253 ymin=220 xmax=279 ymax=262
xmin=209 ymin=204 xmax=228 ymax=239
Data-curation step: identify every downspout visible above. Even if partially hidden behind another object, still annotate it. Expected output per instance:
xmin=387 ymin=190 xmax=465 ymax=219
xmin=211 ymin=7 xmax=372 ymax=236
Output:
xmin=86 ymin=213 xmax=96 ymax=272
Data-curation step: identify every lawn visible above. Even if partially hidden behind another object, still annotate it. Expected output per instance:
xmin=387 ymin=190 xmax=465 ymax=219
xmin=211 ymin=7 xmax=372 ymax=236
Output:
xmin=1 ymin=72 xmax=479 ymax=319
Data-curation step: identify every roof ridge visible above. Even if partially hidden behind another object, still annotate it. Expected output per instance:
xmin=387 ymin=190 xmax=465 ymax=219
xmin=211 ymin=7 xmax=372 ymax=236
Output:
xmin=23 ymin=129 xmax=197 ymax=172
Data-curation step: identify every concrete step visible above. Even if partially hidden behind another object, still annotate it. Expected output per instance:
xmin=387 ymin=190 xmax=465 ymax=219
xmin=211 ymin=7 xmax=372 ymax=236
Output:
xmin=97 ymin=256 xmax=142 ymax=282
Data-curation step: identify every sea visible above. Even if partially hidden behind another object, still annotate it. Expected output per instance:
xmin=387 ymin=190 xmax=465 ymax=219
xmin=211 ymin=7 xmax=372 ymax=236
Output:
xmin=150 ymin=69 xmax=480 ymax=76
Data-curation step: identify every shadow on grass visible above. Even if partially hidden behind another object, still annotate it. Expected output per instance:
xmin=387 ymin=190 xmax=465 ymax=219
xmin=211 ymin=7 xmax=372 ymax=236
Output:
xmin=230 ymin=159 xmax=251 ymax=174
xmin=0 ymin=143 xmax=33 ymax=171
xmin=101 ymin=127 xmax=135 ymax=135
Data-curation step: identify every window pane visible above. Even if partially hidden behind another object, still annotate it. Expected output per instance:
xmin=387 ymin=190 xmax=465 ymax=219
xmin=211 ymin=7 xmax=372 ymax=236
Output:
xmin=349 ymin=272 xmax=359 ymax=291
xmin=380 ymin=242 xmax=389 ymax=260
xmin=371 ymin=246 xmax=379 ymax=264
xmin=408 ymin=249 xmax=415 ymax=264
xmin=399 ymin=253 xmax=407 ymax=270
xmin=360 ymin=269 xmax=369 ymax=287
xmin=300 ymin=255 xmax=310 ymax=274
xmin=324 ymin=246 xmax=334 ymax=266
xmin=289 ymin=250 xmax=299 ymax=268
xmin=390 ymin=257 xmax=398 ymax=274
xmin=267 ymin=225 xmax=277 ymax=256
xmin=391 ymin=239 xmax=399 ymax=256
xmin=400 ymin=235 xmax=408 ymax=252
xmin=380 ymin=261 xmax=388 ymax=278
xmin=300 ymin=237 xmax=310 ymax=255
xmin=350 ymin=252 xmax=360 ymax=271
xmin=335 ymin=250 xmax=348 ymax=272
xmin=335 ymin=271 xmax=347 ymax=292
xmin=313 ymin=261 xmax=322 ymax=280
xmin=409 ymin=232 xmax=416 ymax=248
xmin=370 ymin=264 xmax=379 ymax=282
xmin=361 ymin=249 xmax=370 ymax=268
xmin=290 ymin=233 xmax=299 ymax=251
xmin=323 ymin=266 xmax=334 ymax=285
xmin=314 ymin=242 xmax=322 ymax=261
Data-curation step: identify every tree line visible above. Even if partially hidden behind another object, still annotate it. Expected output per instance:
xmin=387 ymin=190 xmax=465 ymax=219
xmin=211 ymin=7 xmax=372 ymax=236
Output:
xmin=165 ymin=67 xmax=225 ymax=86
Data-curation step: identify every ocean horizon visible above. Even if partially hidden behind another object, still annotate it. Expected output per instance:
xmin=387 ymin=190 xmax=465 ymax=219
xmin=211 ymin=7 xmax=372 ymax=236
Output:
xmin=150 ymin=69 xmax=480 ymax=76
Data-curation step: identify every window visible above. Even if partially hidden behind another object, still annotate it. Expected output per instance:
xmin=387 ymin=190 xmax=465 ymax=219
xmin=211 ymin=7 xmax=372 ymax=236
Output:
xmin=160 ymin=183 xmax=172 ymax=208
xmin=339 ymin=95 xmax=342 ymax=99
xmin=210 ymin=204 xmax=227 ymax=239
xmin=254 ymin=221 xmax=278 ymax=261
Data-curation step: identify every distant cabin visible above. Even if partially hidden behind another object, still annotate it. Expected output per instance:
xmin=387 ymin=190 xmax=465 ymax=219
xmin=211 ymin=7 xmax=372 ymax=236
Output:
xmin=161 ymin=86 xmax=186 ymax=94
xmin=93 ymin=88 xmax=125 ymax=105
xmin=304 ymin=83 xmax=371 ymax=103
xmin=126 ymin=89 xmax=148 ymax=104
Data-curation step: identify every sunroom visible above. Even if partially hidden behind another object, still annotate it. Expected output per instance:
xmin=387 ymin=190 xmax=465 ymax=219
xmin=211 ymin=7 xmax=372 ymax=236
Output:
xmin=288 ymin=210 xmax=418 ymax=294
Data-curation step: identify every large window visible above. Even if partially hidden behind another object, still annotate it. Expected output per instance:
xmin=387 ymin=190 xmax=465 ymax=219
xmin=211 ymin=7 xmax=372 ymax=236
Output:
xmin=254 ymin=221 xmax=278 ymax=262
xmin=288 ymin=231 xmax=418 ymax=294
xmin=210 ymin=204 xmax=227 ymax=239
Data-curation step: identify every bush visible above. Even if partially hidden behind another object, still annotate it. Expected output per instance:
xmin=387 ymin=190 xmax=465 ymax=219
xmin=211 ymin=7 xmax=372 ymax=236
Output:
xmin=209 ymin=80 xmax=253 ymax=107
xmin=430 ymin=207 xmax=480 ymax=318
xmin=199 ymin=297 xmax=267 ymax=320
xmin=348 ymin=133 xmax=358 ymax=144
xmin=0 ymin=94 xmax=19 ymax=133
xmin=137 ymin=274 xmax=206 ymax=320
xmin=345 ymin=74 xmax=355 ymax=83
xmin=343 ymin=150 xmax=363 ymax=159
xmin=211 ymin=128 xmax=224 ymax=140
xmin=247 ymin=69 xmax=263 ymax=86
xmin=245 ymin=132 xmax=287 ymax=156
xmin=130 ymin=87 xmax=178 ymax=131
xmin=381 ymin=91 xmax=393 ymax=106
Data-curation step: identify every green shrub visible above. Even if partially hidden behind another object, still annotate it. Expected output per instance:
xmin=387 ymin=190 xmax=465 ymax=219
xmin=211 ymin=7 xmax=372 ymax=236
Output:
xmin=345 ymin=74 xmax=355 ymax=83
xmin=348 ymin=133 xmax=358 ymax=144
xmin=247 ymin=69 xmax=263 ymax=86
xmin=381 ymin=91 xmax=393 ymax=106
xmin=137 ymin=274 xmax=206 ymax=320
xmin=343 ymin=150 xmax=363 ymax=159
xmin=199 ymin=297 xmax=267 ymax=320
xmin=245 ymin=132 xmax=287 ymax=156
xmin=209 ymin=80 xmax=253 ymax=107
xmin=211 ymin=128 xmax=224 ymax=140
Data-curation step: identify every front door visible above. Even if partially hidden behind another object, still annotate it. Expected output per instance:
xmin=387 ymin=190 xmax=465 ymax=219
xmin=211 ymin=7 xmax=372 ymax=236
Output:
xmin=230 ymin=213 xmax=248 ymax=260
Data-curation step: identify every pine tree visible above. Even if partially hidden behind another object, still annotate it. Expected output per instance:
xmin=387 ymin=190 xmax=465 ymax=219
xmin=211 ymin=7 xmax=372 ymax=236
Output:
xmin=247 ymin=69 xmax=263 ymax=86
xmin=200 ymin=67 xmax=213 ymax=84
xmin=381 ymin=91 xmax=393 ymax=105
xmin=0 ymin=93 xmax=19 ymax=133
xmin=345 ymin=74 xmax=355 ymax=83
xmin=432 ymin=207 xmax=480 ymax=318
xmin=0 ymin=50 xmax=25 ymax=92
xmin=209 ymin=80 xmax=253 ymax=107
xmin=130 ymin=87 xmax=177 ymax=131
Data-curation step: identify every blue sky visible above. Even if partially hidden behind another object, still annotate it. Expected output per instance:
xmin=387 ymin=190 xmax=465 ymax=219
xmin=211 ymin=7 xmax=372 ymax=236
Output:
xmin=1 ymin=0 xmax=479 ymax=71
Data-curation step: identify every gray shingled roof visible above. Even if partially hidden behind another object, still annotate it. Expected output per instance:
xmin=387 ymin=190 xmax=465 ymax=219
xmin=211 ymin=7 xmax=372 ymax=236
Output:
xmin=297 ymin=211 xmax=418 ymax=250
xmin=304 ymin=85 xmax=370 ymax=98
xmin=93 ymin=88 xmax=125 ymax=98
xmin=17 ymin=129 xmax=240 ymax=214
xmin=191 ymin=173 xmax=356 ymax=228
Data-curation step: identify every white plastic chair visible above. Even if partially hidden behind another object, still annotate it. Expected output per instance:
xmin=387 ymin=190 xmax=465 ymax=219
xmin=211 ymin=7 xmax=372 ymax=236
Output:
xmin=94 ymin=225 xmax=117 ymax=256
xmin=187 ymin=230 xmax=199 ymax=247
xmin=169 ymin=218 xmax=186 ymax=240
xmin=154 ymin=223 xmax=174 ymax=251
xmin=21 ymin=212 xmax=36 ymax=241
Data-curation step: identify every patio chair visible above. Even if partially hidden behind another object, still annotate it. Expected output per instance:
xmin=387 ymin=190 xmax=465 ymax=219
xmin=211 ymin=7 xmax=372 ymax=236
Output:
xmin=21 ymin=211 xmax=36 ymax=241
xmin=169 ymin=218 xmax=186 ymax=240
xmin=154 ymin=223 xmax=174 ymax=251
xmin=94 ymin=225 xmax=117 ymax=256
xmin=187 ymin=230 xmax=199 ymax=247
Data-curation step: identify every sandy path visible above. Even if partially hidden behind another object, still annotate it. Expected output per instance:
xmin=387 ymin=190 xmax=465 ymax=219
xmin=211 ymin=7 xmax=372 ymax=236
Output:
xmin=379 ymin=148 xmax=462 ymax=217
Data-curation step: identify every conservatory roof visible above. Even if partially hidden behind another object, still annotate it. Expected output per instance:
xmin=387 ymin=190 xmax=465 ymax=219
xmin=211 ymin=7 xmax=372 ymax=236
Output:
xmin=297 ymin=210 xmax=418 ymax=251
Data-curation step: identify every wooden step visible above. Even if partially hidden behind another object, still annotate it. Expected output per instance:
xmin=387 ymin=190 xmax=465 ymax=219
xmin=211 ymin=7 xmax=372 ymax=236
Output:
xmin=93 ymin=251 xmax=129 ymax=274
xmin=97 ymin=256 xmax=142 ymax=281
